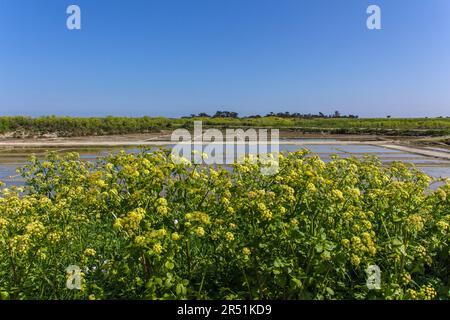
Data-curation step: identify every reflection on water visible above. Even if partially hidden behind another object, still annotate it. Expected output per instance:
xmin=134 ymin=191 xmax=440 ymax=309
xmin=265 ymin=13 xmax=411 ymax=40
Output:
xmin=0 ymin=144 xmax=449 ymax=187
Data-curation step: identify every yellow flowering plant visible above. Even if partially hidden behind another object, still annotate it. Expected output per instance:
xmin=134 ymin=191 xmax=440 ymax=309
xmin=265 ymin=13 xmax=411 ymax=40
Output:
xmin=0 ymin=149 xmax=448 ymax=300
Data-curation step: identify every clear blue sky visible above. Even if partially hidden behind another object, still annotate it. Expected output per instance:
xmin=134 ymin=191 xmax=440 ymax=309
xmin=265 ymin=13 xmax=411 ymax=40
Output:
xmin=0 ymin=0 xmax=449 ymax=118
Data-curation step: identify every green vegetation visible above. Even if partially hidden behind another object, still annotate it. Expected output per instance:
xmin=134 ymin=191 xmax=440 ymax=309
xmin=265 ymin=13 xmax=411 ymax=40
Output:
xmin=0 ymin=149 xmax=448 ymax=299
xmin=0 ymin=116 xmax=175 ymax=137
xmin=196 ymin=117 xmax=450 ymax=136
xmin=1 ymin=116 xmax=450 ymax=137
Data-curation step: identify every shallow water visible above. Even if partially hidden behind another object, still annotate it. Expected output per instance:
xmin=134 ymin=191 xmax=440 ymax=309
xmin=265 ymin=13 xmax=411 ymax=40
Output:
xmin=1 ymin=144 xmax=449 ymax=187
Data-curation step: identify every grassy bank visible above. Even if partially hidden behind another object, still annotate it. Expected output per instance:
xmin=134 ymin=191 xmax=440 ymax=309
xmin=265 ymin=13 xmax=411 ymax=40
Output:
xmin=1 ymin=116 xmax=450 ymax=138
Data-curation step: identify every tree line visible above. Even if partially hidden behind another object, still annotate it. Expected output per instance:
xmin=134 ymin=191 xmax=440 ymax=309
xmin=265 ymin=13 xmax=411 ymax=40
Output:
xmin=186 ymin=110 xmax=359 ymax=119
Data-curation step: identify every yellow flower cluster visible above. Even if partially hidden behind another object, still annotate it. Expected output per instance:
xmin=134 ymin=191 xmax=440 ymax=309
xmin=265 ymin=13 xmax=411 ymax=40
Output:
xmin=153 ymin=243 xmax=163 ymax=255
xmin=401 ymin=272 xmax=411 ymax=285
xmin=84 ymin=248 xmax=96 ymax=257
xmin=25 ymin=221 xmax=46 ymax=237
xmin=0 ymin=217 xmax=8 ymax=230
xmin=195 ymin=227 xmax=205 ymax=237
xmin=171 ymin=232 xmax=180 ymax=241
xmin=257 ymin=203 xmax=273 ymax=221
xmin=225 ymin=232 xmax=234 ymax=242
xmin=306 ymin=183 xmax=317 ymax=193
xmin=156 ymin=197 xmax=169 ymax=216
xmin=185 ymin=211 xmax=210 ymax=225
xmin=332 ymin=189 xmax=344 ymax=201
xmin=114 ymin=208 xmax=146 ymax=232
xmin=406 ymin=214 xmax=424 ymax=233
xmin=122 ymin=164 xmax=140 ymax=178
xmin=407 ymin=284 xmax=437 ymax=300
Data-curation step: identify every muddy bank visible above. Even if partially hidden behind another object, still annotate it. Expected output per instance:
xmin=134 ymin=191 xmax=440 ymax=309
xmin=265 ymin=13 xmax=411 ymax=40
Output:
xmin=1 ymin=130 xmax=449 ymax=161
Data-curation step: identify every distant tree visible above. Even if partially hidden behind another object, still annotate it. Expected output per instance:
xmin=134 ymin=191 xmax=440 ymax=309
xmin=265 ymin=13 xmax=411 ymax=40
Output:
xmin=333 ymin=110 xmax=341 ymax=118
xmin=213 ymin=111 xmax=239 ymax=118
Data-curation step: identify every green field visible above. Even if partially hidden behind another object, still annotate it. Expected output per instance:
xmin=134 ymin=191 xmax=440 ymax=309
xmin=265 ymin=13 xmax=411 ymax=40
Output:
xmin=1 ymin=116 xmax=450 ymax=137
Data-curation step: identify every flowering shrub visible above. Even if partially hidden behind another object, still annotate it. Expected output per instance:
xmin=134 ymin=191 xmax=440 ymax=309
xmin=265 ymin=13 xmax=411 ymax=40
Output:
xmin=0 ymin=149 xmax=448 ymax=300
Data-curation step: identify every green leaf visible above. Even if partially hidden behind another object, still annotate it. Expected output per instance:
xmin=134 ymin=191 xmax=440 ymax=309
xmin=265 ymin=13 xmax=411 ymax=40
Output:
xmin=175 ymin=284 xmax=182 ymax=295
